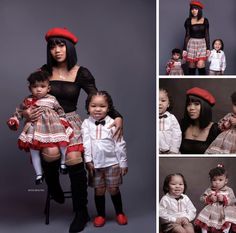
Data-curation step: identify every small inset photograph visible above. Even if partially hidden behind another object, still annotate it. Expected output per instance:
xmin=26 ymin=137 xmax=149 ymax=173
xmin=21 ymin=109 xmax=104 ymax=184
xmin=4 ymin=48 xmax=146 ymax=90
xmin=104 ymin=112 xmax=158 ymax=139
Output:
xmin=159 ymin=78 xmax=236 ymax=154
xmin=159 ymin=157 xmax=236 ymax=233
xmin=159 ymin=0 xmax=236 ymax=76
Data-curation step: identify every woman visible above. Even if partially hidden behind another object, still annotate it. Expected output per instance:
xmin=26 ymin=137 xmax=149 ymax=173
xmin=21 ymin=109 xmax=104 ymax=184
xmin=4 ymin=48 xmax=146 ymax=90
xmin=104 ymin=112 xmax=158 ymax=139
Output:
xmin=183 ymin=1 xmax=210 ymax=75
xmin=180 ymin=87 xmax=220 ymax=154
xmin=24 ymin=27 xmax=123 ymax=233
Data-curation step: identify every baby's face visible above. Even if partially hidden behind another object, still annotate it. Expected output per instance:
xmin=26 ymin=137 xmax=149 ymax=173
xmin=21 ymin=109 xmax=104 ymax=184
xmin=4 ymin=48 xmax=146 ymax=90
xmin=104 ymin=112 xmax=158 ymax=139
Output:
xmin=213 ymin=40 xmax=222 ymax=51
xmin=172 ymin=53 xmax=180 ymax=61
xmin=168 ymin=175 xmax=184 ymax=197
xmin=159 ymin=90 xmax=170 ymax=115
xmin=211 ymin=175 xmax=228 ymax=190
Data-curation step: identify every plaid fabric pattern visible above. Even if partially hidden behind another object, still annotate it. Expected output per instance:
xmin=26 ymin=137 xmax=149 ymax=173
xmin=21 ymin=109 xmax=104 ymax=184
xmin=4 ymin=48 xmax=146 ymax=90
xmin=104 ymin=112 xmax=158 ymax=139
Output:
xmin=186 ymin=38 xmax=207 ymax=62
xmin=89 ymin=164 xmax=122 ymax=188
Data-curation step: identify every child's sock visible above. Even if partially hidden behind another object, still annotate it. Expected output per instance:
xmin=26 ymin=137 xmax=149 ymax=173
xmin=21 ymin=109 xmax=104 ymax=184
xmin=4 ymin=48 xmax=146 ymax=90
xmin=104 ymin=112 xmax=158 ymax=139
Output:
xmin=95 ymin=195 xmax=105 ymax=217
xmin=110 ymin=191 xmax=124 ymax=215
xmin=30 ymin=149 xmax=43 ymax=177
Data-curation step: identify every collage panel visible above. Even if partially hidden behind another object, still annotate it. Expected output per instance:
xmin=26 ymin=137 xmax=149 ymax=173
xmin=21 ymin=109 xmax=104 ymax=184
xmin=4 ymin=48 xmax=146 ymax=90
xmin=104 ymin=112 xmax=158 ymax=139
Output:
xmin=159 ymin=157 xmax=236 ymax=233
xmin=159 ymin=0 xmax=236 ymax=76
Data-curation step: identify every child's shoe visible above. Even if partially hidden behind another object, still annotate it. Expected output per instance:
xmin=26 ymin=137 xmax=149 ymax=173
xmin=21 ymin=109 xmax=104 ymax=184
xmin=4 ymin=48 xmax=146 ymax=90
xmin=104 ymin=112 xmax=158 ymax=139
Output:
xmin=93 ymin=216 xmax=106 ymax=227
xmin=116 ymin=213 xmax=128 ymax=225
xmin=35 ymin=175 xmax=44 ymax=185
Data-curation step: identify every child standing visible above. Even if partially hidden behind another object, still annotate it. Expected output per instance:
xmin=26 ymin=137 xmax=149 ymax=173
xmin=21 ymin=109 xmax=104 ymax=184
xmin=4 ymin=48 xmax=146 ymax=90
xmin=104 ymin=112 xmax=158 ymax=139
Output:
xmin=7 ymin=70 xmax=73 ymax=184
xmin=159 ymin=173 xmax=196 ymax=233
xmin=206 ymin=92 xmax=236 ymax=154
xmin=166 ymin=48 xmax=184 ymax=75
xmin=159 ymin=88 xmax=182 ymax=154
xmin=81 ymin=91 xmax=128 ymax=227
xmin=208 ymin=39 xmax=226 ymax=75
xmin=195 ymin=164 xmax=236 ymax=233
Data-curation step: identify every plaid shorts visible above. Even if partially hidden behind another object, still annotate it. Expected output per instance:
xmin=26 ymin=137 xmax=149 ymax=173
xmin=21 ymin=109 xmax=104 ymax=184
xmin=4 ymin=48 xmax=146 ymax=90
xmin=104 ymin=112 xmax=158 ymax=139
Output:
xmin=89 ymin=164 xmax=122 ymax=188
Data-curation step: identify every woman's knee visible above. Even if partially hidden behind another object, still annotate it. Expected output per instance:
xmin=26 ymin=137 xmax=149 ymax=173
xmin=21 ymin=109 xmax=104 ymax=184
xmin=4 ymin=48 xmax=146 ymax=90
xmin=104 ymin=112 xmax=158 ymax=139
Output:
xmin=95 ymin=187 xmax=106 ymax=196
xmin=196 ymin=60 xmax=205 ymax=68
xmin=188 ymin=62 xmax=196 ymax=68
xmin=41 ymin=147 xmax=60 ymax=162
xmin=65 ymin=151 xmax=83 ymax=166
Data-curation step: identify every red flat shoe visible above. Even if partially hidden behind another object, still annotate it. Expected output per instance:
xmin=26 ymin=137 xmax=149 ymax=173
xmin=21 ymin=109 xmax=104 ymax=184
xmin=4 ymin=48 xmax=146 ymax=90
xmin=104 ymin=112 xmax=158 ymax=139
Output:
xmin=116 ymin=214 xmax=128 ymax=225
xmin=93 ymin=216 xmax=106 ymax=227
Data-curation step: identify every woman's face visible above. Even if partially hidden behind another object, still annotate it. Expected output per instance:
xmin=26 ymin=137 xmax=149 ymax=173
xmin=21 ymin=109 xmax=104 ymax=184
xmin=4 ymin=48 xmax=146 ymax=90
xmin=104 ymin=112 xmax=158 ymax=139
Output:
xmin=191 ymin=7 xmax=199 ymax=17
xmin=168 ymin=175 xmax=184 ymax=197
xmin=187 ymin=100 xmax=201 ymax=120
xmin=50 ymin=42 xmax=67 ymax=64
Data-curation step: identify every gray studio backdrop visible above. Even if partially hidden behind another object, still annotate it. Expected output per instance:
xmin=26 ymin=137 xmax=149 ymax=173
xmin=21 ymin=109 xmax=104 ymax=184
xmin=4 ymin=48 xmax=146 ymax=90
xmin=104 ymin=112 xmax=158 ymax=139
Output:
xmin=159 ymin=78 xmax=236 ymax=124
xmin=159 ymin=157 xmax=236 ymax=213
xmin=0 ymin=1 xmax=155 ymax=233
xmin=159 ymin=0 xmax=236 ymax=75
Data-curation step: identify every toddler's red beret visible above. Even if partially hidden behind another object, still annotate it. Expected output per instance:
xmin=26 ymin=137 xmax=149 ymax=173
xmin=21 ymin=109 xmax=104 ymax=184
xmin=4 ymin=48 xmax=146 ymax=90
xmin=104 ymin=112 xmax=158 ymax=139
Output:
xmin=187 ymin=87 xmax=215 ymax=105
xmin=190 ymin=1 xmax=204 ymax=9
xmin=45 ymin=27 xmax=78 ymax=44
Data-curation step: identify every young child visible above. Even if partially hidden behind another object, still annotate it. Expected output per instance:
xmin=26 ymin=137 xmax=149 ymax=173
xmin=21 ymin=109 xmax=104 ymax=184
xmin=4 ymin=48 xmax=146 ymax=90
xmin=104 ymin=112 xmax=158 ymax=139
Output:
xmin=159 ymin=173 xmax=196 ymax=233
xmin=159 ymin=88 xmax=182 ymax=154
xmin=205 ymin=91 xmax=236 ymax=154
xmin=195 ymin=164 xmax=236 ymax=233
xmin=208 ymin=39 xmax=226 ymax=75
xmin=7 ymin=70 xmax=73 ymax=184
xmin=166 ymin=48 xmax=184 ymax=75
xmin=81 ymin=91 xmax=128 ymax=227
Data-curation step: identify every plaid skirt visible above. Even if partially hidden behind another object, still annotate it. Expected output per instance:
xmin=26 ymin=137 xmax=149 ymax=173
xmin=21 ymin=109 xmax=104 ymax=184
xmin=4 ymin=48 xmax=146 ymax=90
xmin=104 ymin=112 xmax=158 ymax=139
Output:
xmin=18 ymin=107 xmax=73 ymax=151
xmin=205 ymin=129 xmax=236 ymax=154
xmin=186 ymin=38 xmax=207 ymax=62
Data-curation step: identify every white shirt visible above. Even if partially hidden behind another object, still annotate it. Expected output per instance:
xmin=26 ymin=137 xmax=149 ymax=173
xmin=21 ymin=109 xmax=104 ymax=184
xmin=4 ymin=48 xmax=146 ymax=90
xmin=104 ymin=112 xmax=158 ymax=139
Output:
xmin=208 ymin=49 xmax=226 ymax=72
xmin=81 ymin=115 xmax=128 ymax=168
xmin=159 ymin=111 xmax=182 ymax=153
xmin=159 ymin=193 xmax=196 ymax=223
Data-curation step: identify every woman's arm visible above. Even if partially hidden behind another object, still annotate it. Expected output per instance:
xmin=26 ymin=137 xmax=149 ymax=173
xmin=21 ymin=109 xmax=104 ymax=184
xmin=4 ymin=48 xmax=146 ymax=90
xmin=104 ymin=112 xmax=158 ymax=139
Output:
xmin=204 ymin=18 xmax=210 ymax=51
xmin=183 ymin=18 xmax=191 ymax=51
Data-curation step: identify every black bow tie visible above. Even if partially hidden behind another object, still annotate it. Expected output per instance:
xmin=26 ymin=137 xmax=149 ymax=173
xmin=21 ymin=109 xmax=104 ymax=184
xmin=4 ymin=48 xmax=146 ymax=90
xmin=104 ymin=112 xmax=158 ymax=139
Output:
xmin=175 ymin=195 xmax=184 ymax=201
xmin=159 ymin=114 xmax=168 ymax=119
xmin=216 ymin=51 xmax=221 ymax=53
xmin=95 ymin=120 xmax=105 ymax=126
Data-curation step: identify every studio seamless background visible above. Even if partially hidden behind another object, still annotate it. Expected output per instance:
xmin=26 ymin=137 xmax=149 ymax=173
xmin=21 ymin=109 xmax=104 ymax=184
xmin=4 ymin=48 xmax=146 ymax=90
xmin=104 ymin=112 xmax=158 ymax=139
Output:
xmin=159 ymin=0 xmax=236 ymax=75
xmin=0 ymin=1 xmax=155 ymax=233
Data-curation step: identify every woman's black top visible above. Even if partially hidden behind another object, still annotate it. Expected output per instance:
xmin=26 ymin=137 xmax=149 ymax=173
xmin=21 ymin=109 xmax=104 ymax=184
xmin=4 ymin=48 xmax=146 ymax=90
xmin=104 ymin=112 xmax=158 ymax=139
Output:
xmin=180 ymin=123 xmax=220 ymax=154
xmin=183 ymin=18 xmax=210 ymax=50
xmin=41 ymin=65 xmax=121 ymax=118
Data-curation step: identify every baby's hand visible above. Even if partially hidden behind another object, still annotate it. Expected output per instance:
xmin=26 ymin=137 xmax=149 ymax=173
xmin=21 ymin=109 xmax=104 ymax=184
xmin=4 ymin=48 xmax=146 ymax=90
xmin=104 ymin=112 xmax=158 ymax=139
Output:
xmin=176 ymin=218 xmax=182 ymax=224
xmin=210 ymin=195 xmax=217 ymax=203
xmin=7 ymin=117 xmax=19 ymax=131
xmin=230 ymin=116 xmax=236 ymax=126
xmin=181 ymin=217 xmax=189 ymax=225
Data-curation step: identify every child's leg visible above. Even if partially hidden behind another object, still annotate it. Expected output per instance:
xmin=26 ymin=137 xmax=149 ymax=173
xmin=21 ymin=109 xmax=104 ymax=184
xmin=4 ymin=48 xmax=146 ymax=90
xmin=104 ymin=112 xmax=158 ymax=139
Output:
xmin=223 ymin=224 xmax=231 ymax=233
xmin=30 ymin=149 xmax=43 ymax=184
xmin=94 ymin=187 xmax=106 ymax=217
xmin=59 ymin=146 xmax=67 ymax=174
xmin=109 ymin=187 xmax=124 ymax=215
xmin=183 ymin=223 xmax=195 ymax=233
xmin=172 ymin=225 xmax=187 ymax=233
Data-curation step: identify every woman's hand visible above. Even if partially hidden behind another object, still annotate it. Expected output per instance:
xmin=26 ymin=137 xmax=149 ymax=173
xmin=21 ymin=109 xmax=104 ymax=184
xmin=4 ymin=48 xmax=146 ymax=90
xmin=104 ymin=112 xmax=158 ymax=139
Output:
xmin=206 ymin=50 xmax=211 ymax=57
xmin=109 ymin=117 xmax=123 ymax=141
xmin=23 ymin=106 xmax=43 ymax=122
xmin=121 ymin=167 xmax=128 ymax=176
xmin=182 ymin=50 xmax=187 ymax=58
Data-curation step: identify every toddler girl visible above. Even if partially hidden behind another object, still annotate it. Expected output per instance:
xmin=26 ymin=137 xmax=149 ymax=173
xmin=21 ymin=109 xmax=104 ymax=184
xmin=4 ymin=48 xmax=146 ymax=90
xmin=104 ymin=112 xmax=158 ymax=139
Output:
xmin=195 ymin=164 xmax=236 ymax=233
xmin=206 ymin=92 xmax=236 ymax=154
xmin=81 ymin=91 xmax=128 ymax=227
xmin=159 ymin=173 xmax=196 ymax=233
xmin=166 ymin=48 xmax=184 ymax=75
xmin=159 ymin=88 xmax=182 ymax=154
xmin=7 ymin=70 xmax=73 ymax=184
xmin=208 ymin=39 xmax=226 ymax=75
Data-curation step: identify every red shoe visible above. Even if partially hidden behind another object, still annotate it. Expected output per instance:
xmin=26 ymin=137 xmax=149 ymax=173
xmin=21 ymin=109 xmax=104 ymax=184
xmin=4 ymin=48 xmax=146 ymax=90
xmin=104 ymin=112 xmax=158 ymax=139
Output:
xmin=93 ymin=216 xmax=106 ymax=227
xmin=116 ymin=214 xmax=128 ymax=225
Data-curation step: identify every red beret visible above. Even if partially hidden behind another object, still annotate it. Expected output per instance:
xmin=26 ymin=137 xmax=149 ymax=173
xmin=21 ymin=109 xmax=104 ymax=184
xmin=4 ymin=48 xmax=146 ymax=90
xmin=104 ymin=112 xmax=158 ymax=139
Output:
xmin=45 ymin=27 xmax=78 ymax=44
xmin=187 ymin=87 xmax=215 ymax=105
xmin=190 ymin=1 xmax=204 ymax=9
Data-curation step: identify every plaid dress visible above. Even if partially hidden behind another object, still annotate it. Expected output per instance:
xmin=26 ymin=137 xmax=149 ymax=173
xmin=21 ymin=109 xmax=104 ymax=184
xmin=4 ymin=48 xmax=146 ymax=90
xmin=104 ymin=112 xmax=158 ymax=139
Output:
xmin=205 ymin=113 xmax=236 ymax=154
xmin=166 ymin=59 xmax=184 ymax=76
xmin=195 ymin=186 xmax=236 ymax=231
xmin=13 ymin=94 xmax=73 ymax=151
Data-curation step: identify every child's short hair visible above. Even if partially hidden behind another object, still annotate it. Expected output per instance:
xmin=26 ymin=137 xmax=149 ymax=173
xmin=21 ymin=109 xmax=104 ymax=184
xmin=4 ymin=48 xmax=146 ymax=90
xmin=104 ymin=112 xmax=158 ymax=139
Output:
xmin=230 ymin=92 xmax=236 ymax=105
xmin=163 ymin=173 xmax=187 ymax=194
xmin=209 ymin=164 xmax=227 ymax=180
xmin=159 ymin=88 xmax=173 ymax=111
xmin=27 ymin=70 xmax=50 ymax=86
xmin=85 ymin=90 xmax=115 ymax=115
xmin=172 ymin=48 xmax=181 ymax=55
xmin=212 ymin=39 xmax=224 ymax=51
